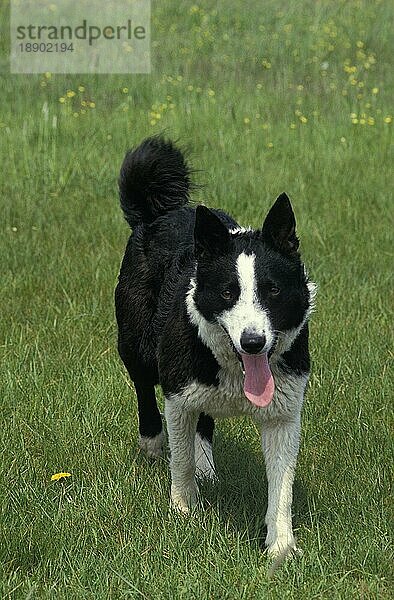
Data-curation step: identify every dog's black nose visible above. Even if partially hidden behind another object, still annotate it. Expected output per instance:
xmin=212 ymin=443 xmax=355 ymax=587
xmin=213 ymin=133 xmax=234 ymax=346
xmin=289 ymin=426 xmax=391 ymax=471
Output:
xmin=240 ymin=331 xmax=266 ymax=354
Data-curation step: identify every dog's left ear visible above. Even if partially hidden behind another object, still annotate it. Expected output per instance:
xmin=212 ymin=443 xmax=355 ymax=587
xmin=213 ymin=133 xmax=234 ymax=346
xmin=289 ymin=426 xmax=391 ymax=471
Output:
xmin=261 ymin=192 xmax=299 ymax=255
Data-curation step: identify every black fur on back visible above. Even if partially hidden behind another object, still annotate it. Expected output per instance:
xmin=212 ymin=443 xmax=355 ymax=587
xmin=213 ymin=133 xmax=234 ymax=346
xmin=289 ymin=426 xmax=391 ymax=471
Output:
xmin=118 ymin=136 xmax=192 ymax=228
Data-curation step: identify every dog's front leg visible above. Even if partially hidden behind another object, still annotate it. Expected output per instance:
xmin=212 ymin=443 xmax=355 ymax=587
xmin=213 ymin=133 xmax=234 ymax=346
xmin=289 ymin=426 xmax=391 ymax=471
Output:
xmin=165 ymin=401 xmax=198 ymax=513
xmin=261 ymin=415 xmax=301 ymax=558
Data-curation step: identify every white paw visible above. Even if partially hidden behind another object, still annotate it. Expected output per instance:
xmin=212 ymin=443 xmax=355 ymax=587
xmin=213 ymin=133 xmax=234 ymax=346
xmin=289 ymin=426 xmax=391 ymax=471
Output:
xmin=266 ymin=539 xmax=301 ymax=559
xmin=170 ymin=483 xmax=198 ymax=514
xmin=194 ymin=434 xmax=217 ymax=482
xmin=266 ymin=537 xmax=302 ymax=574
xmin=138 ymin=432 xmax=164 ymax=458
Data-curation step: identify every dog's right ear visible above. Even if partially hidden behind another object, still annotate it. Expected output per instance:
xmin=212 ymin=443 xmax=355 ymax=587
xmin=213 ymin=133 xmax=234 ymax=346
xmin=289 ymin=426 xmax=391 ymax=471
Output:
xmin=194 ymin=206 xmax=231 ymax=259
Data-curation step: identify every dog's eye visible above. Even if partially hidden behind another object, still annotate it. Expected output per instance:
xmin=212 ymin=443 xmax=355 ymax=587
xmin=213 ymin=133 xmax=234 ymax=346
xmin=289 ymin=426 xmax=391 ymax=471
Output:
xmin=270 ymin=286 xmax=281 ymax=297
xmin=221 ymin=290 xmax=233 ymax=301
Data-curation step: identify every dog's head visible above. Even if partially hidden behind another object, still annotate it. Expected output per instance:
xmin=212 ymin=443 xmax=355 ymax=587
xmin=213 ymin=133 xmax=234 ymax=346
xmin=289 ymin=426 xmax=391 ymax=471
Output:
xmin=189 ymin=193 xmax=315 ymax=407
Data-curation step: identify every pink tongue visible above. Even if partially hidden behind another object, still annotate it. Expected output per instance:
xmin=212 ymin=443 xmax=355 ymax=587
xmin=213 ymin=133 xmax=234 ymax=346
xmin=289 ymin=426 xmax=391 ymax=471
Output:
xmin=241 ymin=353 xmax=274 ymax=407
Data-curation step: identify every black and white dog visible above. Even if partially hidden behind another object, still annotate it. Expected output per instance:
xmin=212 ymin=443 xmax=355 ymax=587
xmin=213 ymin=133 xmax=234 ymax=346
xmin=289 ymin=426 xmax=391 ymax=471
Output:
xmin=115 ymin=136 xmax=316 ymax=558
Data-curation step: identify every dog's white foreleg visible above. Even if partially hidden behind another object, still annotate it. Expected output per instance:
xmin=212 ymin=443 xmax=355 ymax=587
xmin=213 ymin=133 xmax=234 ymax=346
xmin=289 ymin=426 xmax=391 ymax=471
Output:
xmin=165 ymin=401 xmax=198 ymax=513
xmin=261 ymin=415 xmax=301 ymax=558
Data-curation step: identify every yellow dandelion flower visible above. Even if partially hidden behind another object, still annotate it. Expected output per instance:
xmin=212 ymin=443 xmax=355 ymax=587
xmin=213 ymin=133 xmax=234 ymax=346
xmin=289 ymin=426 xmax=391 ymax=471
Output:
xmin=359 ymin=118 xmax=366 ymax=125
xmin=300 ymin=116 xmax=308 ymax=124
xmin=351 ymin=118 xmax=359 ymax=124
xmin=176 ymin=75 xmax=183 ymax=82
xmin=187 ymin=85 xmax=194 ymax=91
xmin=150 ymin=119 xmax=156 ymax=125
xmin=122 ymin=87 xmax=129 ymax=94
xmin=256 ymin=83 xmax=262 ymax=90
xmin=267 ymin=142 xmax=274 ymax=148
xmin=244 ymin=117 xmax=250 ymax=124
xmin=66 ymin=90 xmax=76 ymax=98
xmin=350 ymin=78 xmax=357 ymax=86
xmin=290 ymin=123 xmax=296 ymax=129
xmin=89 ymin=101 xmax=96 ymax=108
xmin=350 ymin=113 xmax=357 ymax=119
xmin=59 ymin=97 xmax=65 ymax=103
xmin=78 ymin=85 xmax=85 ymax=92
xmin=384 ymin=116 xmax=392 ymax=124
xmin=45 ymin=72 xmax=52 ymax=79
xmin=40 ymin=81 xmax=47 ymax=88
xmin=372 ymin=87 xmax=379 ymax=94
xmin=51 ymin=472 xmax=71 ymax=481
xmin=207 ymin=89 xmax=215 ymax=97
xmin=356 ymin=41 xmax=364 ymax=48
xmin=297 ymin=84 xmax=304 ymax=91
xmin=340 ymin=137 xmax=346 ymax=143
xmin=365 ymin=103 xmax=371 ymax=109
xmin=73 ymin=112 xmax=79 ymax=118
xmin=358 ymin=82 xmax=364 ymax=88
xmin=367 ymin=117 xmax=375 ymax=125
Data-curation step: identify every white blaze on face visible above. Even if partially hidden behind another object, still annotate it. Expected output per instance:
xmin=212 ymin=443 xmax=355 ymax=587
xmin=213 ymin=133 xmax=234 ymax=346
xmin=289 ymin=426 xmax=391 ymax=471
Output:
xmin=218 ymin=252 xmax=274 ymax=352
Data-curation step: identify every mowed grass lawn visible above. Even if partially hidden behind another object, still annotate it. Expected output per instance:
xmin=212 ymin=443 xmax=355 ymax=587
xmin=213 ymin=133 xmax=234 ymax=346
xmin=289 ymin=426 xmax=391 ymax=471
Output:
xmin=0 ymin=0 xmax=392 ymax=597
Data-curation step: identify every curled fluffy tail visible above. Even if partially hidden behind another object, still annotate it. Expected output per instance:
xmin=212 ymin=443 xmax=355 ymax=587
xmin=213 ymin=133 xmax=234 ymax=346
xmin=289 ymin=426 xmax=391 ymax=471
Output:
xmin=118 ymin=136 xmax=192 ymax=228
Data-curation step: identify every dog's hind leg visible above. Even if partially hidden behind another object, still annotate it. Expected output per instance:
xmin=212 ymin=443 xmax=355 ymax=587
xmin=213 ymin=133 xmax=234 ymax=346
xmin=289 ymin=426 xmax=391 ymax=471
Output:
xmin=135 ymin=382 xmax=164 ymax=458
xmin=195 ymin=413 xmax=217 ymax=481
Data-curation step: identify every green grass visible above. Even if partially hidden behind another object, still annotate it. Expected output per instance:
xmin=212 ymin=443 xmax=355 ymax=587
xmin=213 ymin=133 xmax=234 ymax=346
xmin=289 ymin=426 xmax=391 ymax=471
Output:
xmin=0 ymin=0 xmax=393 ymax=597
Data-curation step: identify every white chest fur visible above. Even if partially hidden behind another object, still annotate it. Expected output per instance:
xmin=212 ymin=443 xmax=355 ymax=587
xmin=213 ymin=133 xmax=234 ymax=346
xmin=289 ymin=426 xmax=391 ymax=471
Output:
xmin=169 ymin=359 xmax=308 ymax=422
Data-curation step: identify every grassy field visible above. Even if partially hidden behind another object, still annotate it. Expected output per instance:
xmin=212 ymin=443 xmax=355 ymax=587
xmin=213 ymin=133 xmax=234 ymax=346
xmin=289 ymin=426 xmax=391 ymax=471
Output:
xmin=0 ymin=0 xmax=393 ymax=597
